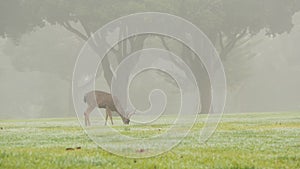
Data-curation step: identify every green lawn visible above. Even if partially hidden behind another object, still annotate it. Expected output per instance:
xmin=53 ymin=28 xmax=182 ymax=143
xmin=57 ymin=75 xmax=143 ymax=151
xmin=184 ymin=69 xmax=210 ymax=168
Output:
xmin=0 ymin=112 xmax=299 ymax=169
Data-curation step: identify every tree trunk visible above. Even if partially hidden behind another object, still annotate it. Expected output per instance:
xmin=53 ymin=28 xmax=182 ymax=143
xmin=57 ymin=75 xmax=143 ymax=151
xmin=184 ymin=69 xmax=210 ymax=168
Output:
xmin=180 ymin=45 xmax=212 ymax=114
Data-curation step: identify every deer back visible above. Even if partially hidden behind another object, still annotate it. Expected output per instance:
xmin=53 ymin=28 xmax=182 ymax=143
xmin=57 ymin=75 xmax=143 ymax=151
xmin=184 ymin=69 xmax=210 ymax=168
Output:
xmin=84 ymin=91 xmax=117 ymax=111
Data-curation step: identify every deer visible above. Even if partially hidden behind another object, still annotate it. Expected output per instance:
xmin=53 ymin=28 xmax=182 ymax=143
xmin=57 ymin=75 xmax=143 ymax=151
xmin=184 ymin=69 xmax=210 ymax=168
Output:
xmin=83 ymin=90 xmax=134 ymax=126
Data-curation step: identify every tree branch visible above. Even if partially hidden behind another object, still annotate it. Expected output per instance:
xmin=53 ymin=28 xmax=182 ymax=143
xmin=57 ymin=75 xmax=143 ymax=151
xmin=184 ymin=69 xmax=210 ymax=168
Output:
xmin=218 ymin=31 xmax=224 ymax=50
xmin=221 ymin=29 xmax=248 ymax=59
xmin=160 ymin=36 xmax=171 ymax=51
xmin=78 ymin=18 xmax=92 ymax=37
xmin=62 ymin=22 xmax=88 ymax=41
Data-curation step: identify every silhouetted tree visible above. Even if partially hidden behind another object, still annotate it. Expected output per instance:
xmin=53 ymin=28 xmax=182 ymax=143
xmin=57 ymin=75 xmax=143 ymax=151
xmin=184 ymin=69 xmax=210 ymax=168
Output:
xmin=1 ymin=0 xmax=299 ymax=113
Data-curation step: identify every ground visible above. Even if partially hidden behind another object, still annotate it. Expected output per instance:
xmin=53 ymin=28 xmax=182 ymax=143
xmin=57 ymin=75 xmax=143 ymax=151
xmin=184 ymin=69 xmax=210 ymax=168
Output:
xmin=0 ymin=112 xmax=299 ymax=169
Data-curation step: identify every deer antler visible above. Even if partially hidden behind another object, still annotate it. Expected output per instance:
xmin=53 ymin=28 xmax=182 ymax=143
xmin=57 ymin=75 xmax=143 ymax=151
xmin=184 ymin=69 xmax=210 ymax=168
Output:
xmin=127 ymin=109 xmax=136 ymax=118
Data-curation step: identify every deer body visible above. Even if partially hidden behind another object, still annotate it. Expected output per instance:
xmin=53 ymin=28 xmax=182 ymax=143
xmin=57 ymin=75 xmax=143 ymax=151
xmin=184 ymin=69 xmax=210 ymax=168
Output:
xmin=84 ymin=90 xmax=130 ymax=126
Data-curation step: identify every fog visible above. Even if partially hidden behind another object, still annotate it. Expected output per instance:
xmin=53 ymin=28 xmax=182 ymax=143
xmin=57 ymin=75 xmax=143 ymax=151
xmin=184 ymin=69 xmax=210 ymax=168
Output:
xmin=0 ymin=1 xmax=300 ymax=119
xmin=226 ymin=13 xmax=300 ymax=113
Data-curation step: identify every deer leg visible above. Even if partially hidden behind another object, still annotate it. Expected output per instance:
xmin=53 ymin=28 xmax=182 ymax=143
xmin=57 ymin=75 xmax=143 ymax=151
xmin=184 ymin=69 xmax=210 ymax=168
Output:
xmin=84 ymin=106 xmax=94 ymax=126
xmin=105 ymin=109 xmax=109 ymax=126
xmin=108 ymin=109 xmax=113 ymax=125
xmin=105 ymin=106 xmax=114 ymax=125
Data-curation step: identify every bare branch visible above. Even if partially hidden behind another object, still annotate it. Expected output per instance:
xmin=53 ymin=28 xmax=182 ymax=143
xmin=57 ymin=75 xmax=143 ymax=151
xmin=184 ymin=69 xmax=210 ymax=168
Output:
xmin=160 ymin=36 xmax=170 ymax=51
xmin=78 ymin=18 xmax=92 ymax=37
xmin=218 ymin=31 xmax=224 ymax=50
xmin=62 ymin=22 xmax=88 ymax=41
xmin=221 ymin=29 xmax=248 ymax=59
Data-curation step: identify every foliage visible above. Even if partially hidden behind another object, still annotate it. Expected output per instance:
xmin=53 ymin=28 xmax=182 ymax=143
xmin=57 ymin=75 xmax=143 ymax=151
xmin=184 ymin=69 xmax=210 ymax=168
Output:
xmin=1 ymin=0 xmax=300 ymax=56
xmin=3 ymin=25 xmax=82 ymax=81
xmin=1 ymin=0 xmax=300 ymax=114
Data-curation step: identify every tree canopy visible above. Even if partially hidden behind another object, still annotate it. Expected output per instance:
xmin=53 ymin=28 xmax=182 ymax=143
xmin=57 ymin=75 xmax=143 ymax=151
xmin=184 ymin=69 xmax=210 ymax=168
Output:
xmin=1 ymin=0 xmax=299 ymax=47
xmin=1 ymin=0 xmax=300 ymax=113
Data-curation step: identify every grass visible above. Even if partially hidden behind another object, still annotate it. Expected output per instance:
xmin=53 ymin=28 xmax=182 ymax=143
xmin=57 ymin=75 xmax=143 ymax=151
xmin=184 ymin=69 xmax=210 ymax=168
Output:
xmin=0 ymin=112 xmax=299 ymax=169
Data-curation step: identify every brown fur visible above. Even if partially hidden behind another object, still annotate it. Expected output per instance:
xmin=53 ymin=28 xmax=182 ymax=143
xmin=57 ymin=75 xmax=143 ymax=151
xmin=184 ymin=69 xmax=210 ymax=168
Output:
xmin=83 ymin=90 xmax=130 ymax=126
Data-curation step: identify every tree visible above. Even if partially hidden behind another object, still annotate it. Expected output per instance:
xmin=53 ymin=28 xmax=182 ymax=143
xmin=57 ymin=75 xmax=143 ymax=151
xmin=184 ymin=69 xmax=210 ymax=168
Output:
xmin=1 ymin=0 xmax=300 ymax=114
xmin=3 ymin=25 xmax=82 ymax=116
